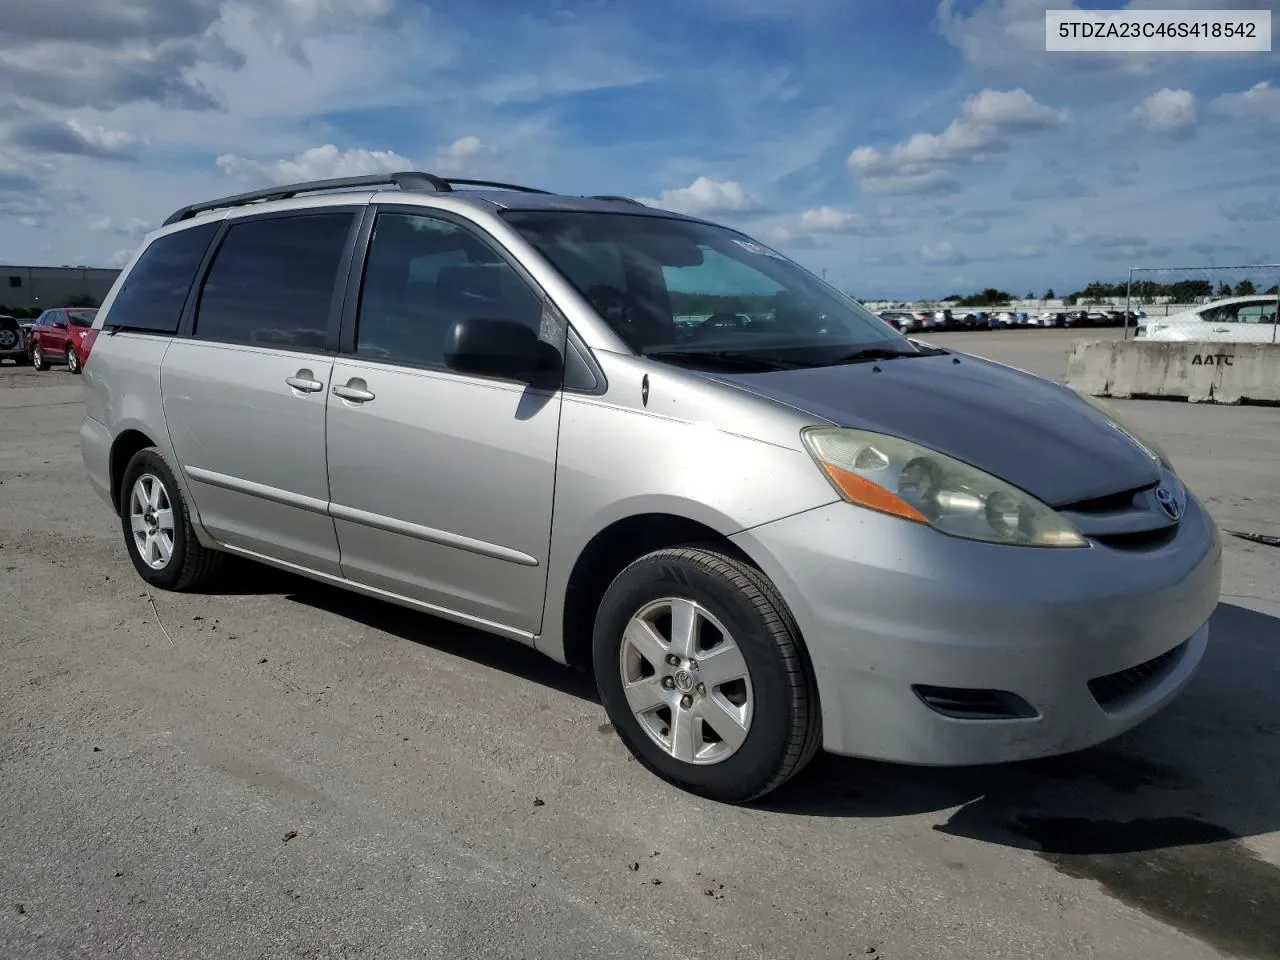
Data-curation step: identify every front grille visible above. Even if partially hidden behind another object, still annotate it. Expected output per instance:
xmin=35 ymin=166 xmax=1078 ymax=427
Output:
xmin=1091 ymin=526 xmax=1179 ymax=551
xmin=1060 ymin=484 xmax=1153 ymax=515
xmin=913 ymin=685 xmax=1038 ymax=720
xmin=1088 ymin=641 xmax=1188 ymax=710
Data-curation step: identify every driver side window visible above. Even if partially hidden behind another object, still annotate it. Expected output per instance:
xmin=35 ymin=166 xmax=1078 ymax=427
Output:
xmin=355 ymin=213 xmax=545 ymax=369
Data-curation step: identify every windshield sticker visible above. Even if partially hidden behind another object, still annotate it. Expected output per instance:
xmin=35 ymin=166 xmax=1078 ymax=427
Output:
xmin=731 ymin=238 xmax=786 ymax=259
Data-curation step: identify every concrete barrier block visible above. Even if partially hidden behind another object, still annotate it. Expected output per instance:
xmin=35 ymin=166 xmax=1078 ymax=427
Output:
xmin=1066 ymin=340 xmax=1280 ymax=404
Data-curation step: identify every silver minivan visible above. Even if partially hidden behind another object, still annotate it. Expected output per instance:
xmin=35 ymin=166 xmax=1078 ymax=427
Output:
xmin=80 ymin=173 xmax=1221 ymax=802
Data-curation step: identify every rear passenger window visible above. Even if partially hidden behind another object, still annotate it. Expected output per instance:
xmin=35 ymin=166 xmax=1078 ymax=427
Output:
xmin=195 ymin=212 xmax=353 ymax=349
xmin=107 ymin=222 xmax=218 ymax=333
xmin=355 ymin=212 xmax=544 ymax=368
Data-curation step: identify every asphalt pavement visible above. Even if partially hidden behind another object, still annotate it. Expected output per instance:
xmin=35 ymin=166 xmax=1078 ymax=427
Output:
xmin=2 ymin=333 xmax=1278 ymax=960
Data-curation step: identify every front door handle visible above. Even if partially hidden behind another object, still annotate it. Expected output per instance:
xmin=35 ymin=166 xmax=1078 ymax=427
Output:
xmin=286 ymin=369 xmax=325 ymax=393
xmin=1213 ymin=327 xmax=1230 ymax=333
xmin=333 ymin=380 xmax=375 ymax=403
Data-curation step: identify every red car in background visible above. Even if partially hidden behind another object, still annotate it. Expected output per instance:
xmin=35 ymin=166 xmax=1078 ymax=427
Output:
xmin=28 ymin=307 xmax=99 ymax=374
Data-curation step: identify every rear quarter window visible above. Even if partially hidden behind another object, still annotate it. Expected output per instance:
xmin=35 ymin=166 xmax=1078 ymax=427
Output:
xmin=107 ymin=222 xmax=220 ymax=333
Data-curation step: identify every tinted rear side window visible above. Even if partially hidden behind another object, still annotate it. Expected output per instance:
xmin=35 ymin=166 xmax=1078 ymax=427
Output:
xmin=107 ymin=222 xmax=219 ymax=333
xmin=195 ymin=212 xmax=353 ymax=349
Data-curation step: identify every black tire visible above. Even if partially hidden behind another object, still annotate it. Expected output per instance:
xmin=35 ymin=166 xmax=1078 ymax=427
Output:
xmin=31 ymin=345 xmax=48 ymax=371
xmin=66 ymin=346 xmax=80 ymax=374
xmin=593 ymin=546 xmax=821 ymax=803
xmin=119 ymin=447 xmax=223 ymax=591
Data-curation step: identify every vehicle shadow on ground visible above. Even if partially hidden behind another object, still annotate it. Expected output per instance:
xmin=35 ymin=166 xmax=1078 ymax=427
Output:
xmin=211 ymin=559 xmax=601 ymax=703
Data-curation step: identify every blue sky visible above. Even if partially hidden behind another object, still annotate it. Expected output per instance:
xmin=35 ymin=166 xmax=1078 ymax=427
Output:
xmin=0 ymin=0 xmax=1277 ymax=298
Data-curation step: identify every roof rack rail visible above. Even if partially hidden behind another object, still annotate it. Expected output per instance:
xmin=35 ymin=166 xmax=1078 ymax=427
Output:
xmin=444 ymin=178 xmax=552 ymax=194
xmin=161 ymin=171 xmax=451 ymax=226
xmin=588 ymin=195 xmax=646 ymax=206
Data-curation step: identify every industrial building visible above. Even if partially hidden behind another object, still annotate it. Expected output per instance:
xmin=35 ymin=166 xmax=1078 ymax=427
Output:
xmin=1 ymin=265 xmax=120 ymax=312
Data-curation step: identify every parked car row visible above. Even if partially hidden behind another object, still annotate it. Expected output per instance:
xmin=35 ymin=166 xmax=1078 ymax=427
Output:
xmin=0 ymin=306 xmax=98 ymax=371
xmin=877 ymin=308 xmax=1141 ymax=333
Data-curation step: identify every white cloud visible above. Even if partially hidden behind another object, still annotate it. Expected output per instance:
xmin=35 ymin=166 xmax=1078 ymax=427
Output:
xmin=91 ymin=216 xmax=151 ymax=237
xmin=429 ymin=135 xmax=499 ymax=175
xmin=765 ymin=226 xmax=819 ymax=249
xmin=1050 ymin=225 xmax=1150 ymax=249
xmin=0 ymin=0 xmax=400 ymax=112
xmin=1133 ymin=89 xmax=1197 ymax=137
xmin=799 ymin=206 xmax=875 ymax=233
xmin=891 ymin=119 xmax=1003 ymax=167
xmin=860 ymin=172 xmax=962 ymax=196
xmin=3 ymin=115 xmax=141 ymax=159
xmin=1214 ymin=81 xmax=1280 ymax=125
xmin=847 ymin=88 xmax=1068 ymax=196
xmin=961 ymin=88 xmax=1070 ymax=132
xmin=919 ymin=241 xmax=968 ymax=265
xmin=68 ymin=120 xmax=142 ymax=153
xmin=640 ymin=177 xmax=759 ymax=216
xmin=1007 ymin=244 xmax=1045 ymax=259
xmin=215 ymin=143 xmax=414 ymax=186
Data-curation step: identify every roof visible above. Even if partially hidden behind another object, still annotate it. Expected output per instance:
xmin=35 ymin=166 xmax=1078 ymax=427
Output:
xmin=160 ymin=171 xmax=704 ymax=228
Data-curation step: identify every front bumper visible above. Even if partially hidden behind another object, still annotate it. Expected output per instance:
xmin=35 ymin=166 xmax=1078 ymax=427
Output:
xmin=730 ymin=489 xmax=1222 ymax=765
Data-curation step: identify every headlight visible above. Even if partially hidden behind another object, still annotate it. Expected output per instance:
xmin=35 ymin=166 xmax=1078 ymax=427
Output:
xmin=801 ymin=427 xmax=1087 ymax=548
xmin=1074 ymin=392 xmax=1173 ymax=470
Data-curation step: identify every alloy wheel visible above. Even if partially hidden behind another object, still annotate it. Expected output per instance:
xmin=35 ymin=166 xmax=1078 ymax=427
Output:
xmin=618 ymin=597 xmax=754 ymax=765
xmin=129 ymin=473 xmax=176 ymax=570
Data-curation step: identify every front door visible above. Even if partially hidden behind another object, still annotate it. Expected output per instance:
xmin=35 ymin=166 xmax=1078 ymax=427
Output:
xmin=324 ymin=209 xmax=565 ymax=637
xmin=37 ymin=311 xmax=69 ymax=362
xmin=161 ymin=208 xmax=358 ymax=574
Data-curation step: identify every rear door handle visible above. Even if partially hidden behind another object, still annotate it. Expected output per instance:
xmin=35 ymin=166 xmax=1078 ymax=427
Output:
xmin=332 ymin=381 xmax=375 ymax=403
xmin=286 ymin=370 xmax=325 ymax=393
xmin=1213 ymin=327 xmax=1230 ymax=333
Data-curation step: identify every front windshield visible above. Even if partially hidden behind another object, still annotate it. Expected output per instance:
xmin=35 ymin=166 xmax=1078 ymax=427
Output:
xmin=501 ymin=210 xmax=916 ymax=367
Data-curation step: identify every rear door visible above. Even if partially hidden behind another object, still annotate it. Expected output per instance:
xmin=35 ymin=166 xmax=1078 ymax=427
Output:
xmin=1227 ymin=300 xmax=1279 ymax=343
xmin=324 ymin=207 xmax=565 ymax=636
xmin=161 ymin=206 xmax=361 ymax=574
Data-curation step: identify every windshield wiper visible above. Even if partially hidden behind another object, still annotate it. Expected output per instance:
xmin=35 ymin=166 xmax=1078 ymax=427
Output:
xmin=643 ymin=350 xmax=814 ymax=371
xmin=825 ymin=346 xmax=943 ymax=365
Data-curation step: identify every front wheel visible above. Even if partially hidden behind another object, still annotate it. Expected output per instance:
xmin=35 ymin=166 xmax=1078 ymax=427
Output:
xmin=119 ymin=447 xmax=223 ymax=590
xmin=31 ymin=345 xmax=48 ymax=371
xmin=593 ymin=547 xmax=822 ymax=803
xmin=66 ymin=346 xmax=80 ymax=374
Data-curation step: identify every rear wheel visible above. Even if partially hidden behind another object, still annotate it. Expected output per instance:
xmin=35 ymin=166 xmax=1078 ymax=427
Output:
xmin=66 ymin=346 xmax=80 ymax=374
xmin=593 ymin=546 xmax=821 ymax=803
xmin=31 ymin=344 xmax=48 ymax=371
xmin=119 ymin=447 xmax=222 ymax=590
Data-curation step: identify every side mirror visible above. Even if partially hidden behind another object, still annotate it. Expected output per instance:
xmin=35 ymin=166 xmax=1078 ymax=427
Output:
xmin=443 ymin=317 xmax=558 ymax=382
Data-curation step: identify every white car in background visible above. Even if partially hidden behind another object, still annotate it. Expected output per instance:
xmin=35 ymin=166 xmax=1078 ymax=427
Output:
xmin=1137 ymin=295 xmax=1278 ymax=342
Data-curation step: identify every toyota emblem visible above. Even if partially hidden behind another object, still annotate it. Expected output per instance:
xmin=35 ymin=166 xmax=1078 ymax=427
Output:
xmin=1155 ymin=486 xmax=1181 ymax=521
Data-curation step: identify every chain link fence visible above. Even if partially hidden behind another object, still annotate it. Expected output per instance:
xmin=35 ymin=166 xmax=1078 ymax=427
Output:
xmin=1123 ymin=264 xmax=1280 ymax=343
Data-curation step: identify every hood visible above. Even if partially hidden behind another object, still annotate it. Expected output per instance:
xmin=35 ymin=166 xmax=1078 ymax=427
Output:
xmin=709 ymin=351 xmax=1161 ymax=507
